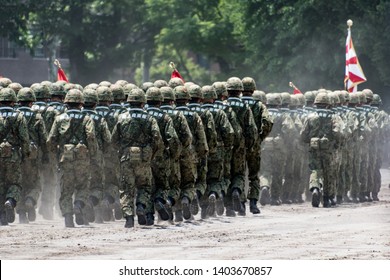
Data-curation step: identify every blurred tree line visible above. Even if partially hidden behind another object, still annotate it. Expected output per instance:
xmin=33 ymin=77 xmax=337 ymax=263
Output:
xmin=1 ymin=0 xmax=389 ymax=98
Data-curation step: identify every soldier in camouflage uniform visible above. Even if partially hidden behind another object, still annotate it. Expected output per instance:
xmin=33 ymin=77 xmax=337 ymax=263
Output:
xmin=95 ymin=86 xmax=122 ymax=221
xmin=201 ymin=85 xmax=234 ymax=218
xmin=111 ymin=88 xmax=163 ymax=228
xmin=0 ymin=88 xmax=31 ymax=225
xmin=226 ymin=77 xmax=258 ymax=216
xmin=213 ymin=81 xmax=241 ymax=216
xmin=188 ymin=84 xmax=217 ymax=217
xmin=47 ymin=89 xmax=98 ymax=227
xmin=160 ymin=86 xmax=193 ymax=222
xmin=174 ymin=85 xmax=208 ymax=220
xmin=301 ymin=91 xmax=343 ymax=207
xmin=16 ymin=88 xmax=48 ymax=223
xmin=82 ymin=88 xmax=112 ymax=223
xmin=146 ymin=87 xmax=182 ymax=221
xmin=241 ymin=77 xmax=273 ymax=213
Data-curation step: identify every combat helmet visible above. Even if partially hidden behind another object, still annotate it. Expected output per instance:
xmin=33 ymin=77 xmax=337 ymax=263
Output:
xmin=63 ymin=83 xmax=76 ymax=93
xmin=226 ymin=77 xmax=244 ymax=91
xmin=31 ymin=84 xmax=51 ymax=100
xmin=51 ymin=82 xmax=67 ymax=97
xmin=174 ymin=85 xmax=190 ymax=100
xmin=99 ymin=81 xmax=112 ymax=87
xmin=169 ymin=77 xmax=185 ymax=89
xmin=266 ymin=93 xmax=282 ymax=106
xmin=115 ymin=80 xmax=128 ymax=87
xmin=123 ymin=83 xmax=139 ymax=96
xmin=127 ymin=88 xmax=146 ymax=103
xmin=83 ymin=88 xmax=98 ymax=104
xmin=96 ymin=86 xmax=113 ymax=102
xmin=348 ymin=92 xmax=359 ymax=105
xmin=357 ymin=91 xmax=367 ymax=104
xmin=188 ymin=84 xmax=203 ymax=99
xmin=252 ymin=90 xmax=266 ymax=103
xmin=146 ymin=87 xmax=163 ymax=102
xmin=141 ymin=82 xmax=154 ymax=93
xmin=290 ymin=95 xmax=300 ymax=107
xmin=242 ymin=77 xmax=256 ymax=92
xmin=8 ymin=83 xmax=23 ymax=95
xmin=17 ymin=87 xmax=36 ymax=102
xmin=201 ymin=85 xmax=217 ymax=100
xmin=295 ymin=93 xmax=306 ymax=107
xmin=314 ymin=92 xmax=330 ymax=105
xmin=280 ymin=92 xmax=291 ymax=106
xmin=213 ymin=82 xmax=228 ymax=98
xmin=0 ymin=87 xmax=17 ymax=102
xmin=85 ymin=83 xmax=99 ymax=90
xmin=337 ymin=90 xmax=346 ymax=104
xmin=110 ymin=84 xmax=125 ymax=101
xmin=160 ymin=86 xmax=175 ymax=101
xmin=304 ymin=91 xmax=315 ymax=104
xmin=371 ymin=94 xmax=382 ymax=106
xmin=153 ymin=80 xmax=168 ymax=88
xmin=64 ymin=89 xmax=84 ymax=104
xmin=362 ymin=89 xmax=374 ymax=101
xmin=0 ymin=77 xmax=12 ymax=88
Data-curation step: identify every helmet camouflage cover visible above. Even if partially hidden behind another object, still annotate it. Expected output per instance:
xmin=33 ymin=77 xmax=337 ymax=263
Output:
xmin=64 ymin=89 xmax=84 ymax=104
xmin=127 ymin=88 xmax=146 ymax=103
xmin=17 ymin=87 xmax=36 ymax=102
xmin=174 ymin=85 xmax=190 ymax=100
xmin=146 ymin=87 xmax=164 ymax=102
xmin=0 ymin=87 xmax=17 ymax=102
xmin=83 ymin=88 xmax=98 ymax=104
xmin=202 ymin=85 xmax=217 ymax=100
xmin=242 ymin=77 xmax=256 ymax=92
xmin=160 ymin=86 xmax=175 ymax=101
xmin=226 ymin=77 xmax=244 ymax=91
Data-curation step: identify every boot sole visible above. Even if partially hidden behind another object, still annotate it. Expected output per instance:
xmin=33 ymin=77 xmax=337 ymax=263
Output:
xmin=190 ymin=198 xmax=199 ymax=215
xmin=216 ymin=198 xmax=225 ymax=216
xmin=312 ymin=192 xmax=320 ymax=207
xmin=136 ymin=207 xmax=146 ymax=225
xmin=155 ymin=201 xmax=170 ymax=221
xmin=232 ymin=192 xmax=241 ymax=212
xmin=182 ymin=202 xmax=191 ymax=220
xmin=207 ymin=196 xmax=216 ymax=217
xmin=259 ymin=187 xmax=271 ymax=206
xmin=73 ymin=205 xmax=84 ymax=225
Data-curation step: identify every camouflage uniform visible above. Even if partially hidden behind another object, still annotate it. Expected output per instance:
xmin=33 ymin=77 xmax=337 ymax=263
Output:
xmin=160 ymin=86 xmax=193 ymax=221
xmin=301 ymin=92 xmax=343 ymax=207
xmin=226 ymin=77 xmax=258 ymax=215
xmin=16 ymin=88 xmax=48 ymax=223
xmin=175 ymin=85 xmax=208 ymax=220
xmin=111 ymin=89 xmax=163 ymax=227
xmin=47 ymin=89 xmax=98 ymax=227
xmin=0 ymin=88 xmax=31 ymax=225
xmin=146 ymin=87 xmax=182 ymax=221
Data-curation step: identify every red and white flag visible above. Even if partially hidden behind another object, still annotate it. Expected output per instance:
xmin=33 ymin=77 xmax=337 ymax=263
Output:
xmin=54 ymin=59 xmax=69 ymax=83
xmin=289 ymin=82 xmax=302 ymax=94
xmin=169 ymin=62 xmax=184 ymax=82
xmin=344 ymin=24 xmax=366 ymax=92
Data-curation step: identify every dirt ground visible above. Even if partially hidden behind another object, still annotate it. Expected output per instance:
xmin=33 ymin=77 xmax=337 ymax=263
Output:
xmin=1 ymin=170 xmax=389 ymax=260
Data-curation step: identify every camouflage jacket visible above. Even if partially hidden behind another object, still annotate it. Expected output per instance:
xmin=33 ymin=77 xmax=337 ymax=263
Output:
xmin=32 ymin=101 xmax=60 ymax=133
xmin=0 ymin=106 xmax=31 ymax=159
xmin=82 ymin=108 xmax=112 ymax=153
xmin=214 ymin=100 xmax=242 ymax=148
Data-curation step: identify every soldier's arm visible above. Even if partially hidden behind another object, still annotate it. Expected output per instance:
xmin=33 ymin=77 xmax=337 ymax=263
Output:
xmin=260 ymin=104 xmax=273 ymax=141
xmin=46 ymin=117 xmax=60 ymax=155
xmin=36 ymin=113 xmax=49 ymax=162
xmin=195 ymin=114 xmax=209 ymax=157
xmin=204 ymin=112 xmax=218 ymax=153
xmin=165 ymin=118 xmax=182 ymax=160
xmin=17 ymin=114 xmax=31 ymax=159
xmin=244 ymin=108 xmax=258 ymax=149
xmin=100 ymin=118 xmax=112 ymax=152
xmin=220 ymin=111 xmax=235 ymax=148
xmin=150 ymin=118 xmax=164 ymax=159
xmin=84 ymin=116 xmax=98 ymax=156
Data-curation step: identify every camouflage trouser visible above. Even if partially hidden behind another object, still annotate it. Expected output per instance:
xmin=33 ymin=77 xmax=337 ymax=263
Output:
xmin=332 ymin=149 xmax=342 ymax=199
xmin=260 ymin=144 xmax=285 ymax=200
xmin=39 ymin=155 xmax=59 ymax=214
xmin=195 ymin=155 xmax=208 ymax=197
xmin=0 ymin=150 xmax=22 ymax=212
xmin=89 ymin=152 xmax=104 ymax=204
xmin=337 ymin=148 xmax=348 ymax=197
xmin=291 ymin=147 xmax=305 ymax=200
xmin=229 ymin=138 xmax=246 ymax=196
xmin=151 ymin=153 xmax=171 ymax=212
xmin=167 ymin=158 xmax=181 ymax=206
xmin=344 ymin=146 xmax=354 ymax=196
xmin=120 ymin=160 xmax=153 ymax=217
xmin=373 ymin=145 xmax=382 ymax=196
xmin=245 ymin=139 xmax=261 ymax=201
xmin=367 ymin=143 xmax=377 ymax=194
xmin=351 ymin=142 xmax=362 ymax=197
xmin=282 ymin=149 xmax=295 ymax=201
xmin=17 ymin=157 xmax=41 ymax=213
xmin=308 ymin=149 xmax=335 ymax=197
xmin=359 ymin=144 xmax=369 ymax=194
xmin=58 ymin=159 xmax=91 ymax=216
xmin=178 ymin=147 xmax=196 ymax=202
xmin=103 ymin=151 xmax=120 ymax=203
xmin=222 ymin=146 xmax=233 ymax=195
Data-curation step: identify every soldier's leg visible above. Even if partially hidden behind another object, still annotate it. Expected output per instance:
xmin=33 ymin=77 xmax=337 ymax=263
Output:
xmin=230 ymin=140 xmax=246 ymax=214
xmin=135 ymin=163 xmax=154 ymax=225
xmin=4 ymin=158 xmax=22 ymax=224
xmin=282 ymin=153 xmax=294 ymax=204
xmin=151 ymin=158 xmax=171 ymax=221
xmin=246 ymin=140 xmax=261 ymax=213
xmin=270 ymin=149 xmax=285 ymax=206
xmin=351 ymin=148 xmax=362 ymax=202
xmin=359 ymin=149 xmax=369 ymax=202
xmin=259 ymin=145 xmax=273 ymax=206
xmin=58 ymin=162 xmax=76 ymax=227
xmin=119 ymin=162 xmax=136 ymax=227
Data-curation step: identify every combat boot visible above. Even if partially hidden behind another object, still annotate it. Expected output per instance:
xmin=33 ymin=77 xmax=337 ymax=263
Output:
xmin=136 ymin=203 xmax=147 ymax=225
xmin=359 ymin=193 xmax=368 ymax=203
xmin=181 ymin=197 xmax=191 ymax=220
xmin=19 ymin=212 xmax=29 ymax=224
xmin=207 ymin=193 xmax=216 ymax=217
xmin=175 ymin=210 xmax=183 ymax=222
xmin=322 ymin=196 xmax=331 ymax=208
xmin=330 ymin=196 xmax=337 ymax=206
xmin=4 ymin=198 xmax=16 ymax=223
xmin=249 ymin=199 xmax=260 ymax=214
xmin=232 ymin=189 xmax=241 ymax=212
xmin=366 ymin=192 xmax=373 ymax=202
xmin=372 ymin=192 xmax=379 ymax=201
xmin=155 ymin=198 xmax=170 ymax=221
xmin=237 ymin=202 xmax=246 ymax=216
xmin=216 ymin=194 xmax=225 ymax=216
xmin=124 ymin=215 xmax=134 ymax=228
xmin=296 ymin=194 xmax=305 ymax=204
xmin=25 ymin=197 xmax=36 ymax=222
xmin=0 ymin=211 xmax=8 ymax=226
xmin=101 ymin=199 xmax=112 ymax=221
xmin=114 ymin=200 xmax=123 ymax=220
xmin=351 ymin=194 xmax=360 ymax=203
xmin=73 ymin=200 xmax=85 ymax=225
xmin=311 ymin=188 xmax=320 ymax=208
xmin=336 ymin=195 xmax=343 ymax=205
xmin=146 ymin=213 xmax=154 ymax=226
xmin=259 ymin=186 xmax=270 ymax=206
xmin=343 ymin=194 xmax=352 ymax=203
xmin=190 ymin=191 xmax=200 ymax=215
xmin=201 ymin=207 xmax=208 ymax=219
xmin=64 ymin=214 xmax=75 ymax=228
xmin=225 ymin=206 xmax=236 ymax=217
xmin=270 ymin=197 xmax=281 ymax=206
xmin=94 ymin=205 xmax=104 ymax=224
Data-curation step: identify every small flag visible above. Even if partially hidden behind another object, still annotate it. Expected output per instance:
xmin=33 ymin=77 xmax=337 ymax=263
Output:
xmin=54 ymin=59 xmax=69 ymax=83
xmin=344 ymin=20 xmax=366 ymax=92
xmin=169 ymin=62 xmax=184 ymax=82
xmin=289 ymin=82 xmax=302 ymax=94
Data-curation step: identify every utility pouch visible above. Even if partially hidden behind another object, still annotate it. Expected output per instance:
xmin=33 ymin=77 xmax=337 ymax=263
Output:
xmin=128 ymin=146 xmax=142 ymax=162
xmin=141 ymin=146 xmax=153 ymax=162
xmin=0 ymin=141 xmax=12 ymax=158
xmin=310 ymin=137 xmax=320 ymax=150
xmin=61 ymin=144 xmax=75 ymax=162
xmin=75 ymin=143 xmax=89 ymax=160
xmin=319 ymin=137 xmax=330 ymax=150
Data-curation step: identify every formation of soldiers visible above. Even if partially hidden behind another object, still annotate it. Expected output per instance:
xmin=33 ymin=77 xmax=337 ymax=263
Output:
xmin=0 ymin=75 xmax=388 ymax=228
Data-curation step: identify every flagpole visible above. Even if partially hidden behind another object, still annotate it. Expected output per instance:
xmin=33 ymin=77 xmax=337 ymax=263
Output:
xmin=345 ymin=19 xmax=353 ymax=91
